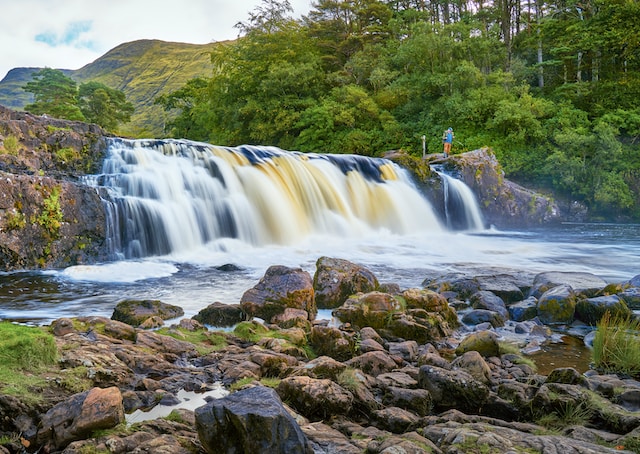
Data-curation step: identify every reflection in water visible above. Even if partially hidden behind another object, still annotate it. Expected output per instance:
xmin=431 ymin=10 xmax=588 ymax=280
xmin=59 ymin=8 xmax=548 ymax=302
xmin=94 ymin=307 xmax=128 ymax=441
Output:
xmin=529 ymin=335 xmax=593 ymax=375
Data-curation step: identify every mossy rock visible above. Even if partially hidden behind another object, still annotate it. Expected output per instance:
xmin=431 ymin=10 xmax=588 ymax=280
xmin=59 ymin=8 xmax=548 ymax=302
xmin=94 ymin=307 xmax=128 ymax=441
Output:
xmin=111 ymin=299 xmax=184 ymax=327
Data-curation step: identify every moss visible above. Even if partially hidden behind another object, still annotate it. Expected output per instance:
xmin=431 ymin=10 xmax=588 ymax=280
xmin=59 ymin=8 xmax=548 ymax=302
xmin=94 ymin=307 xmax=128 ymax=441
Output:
xmin=156 ymin=327 xmax=228 ymax=355
xmin=1 ymin=134 xmax=21 ymax=155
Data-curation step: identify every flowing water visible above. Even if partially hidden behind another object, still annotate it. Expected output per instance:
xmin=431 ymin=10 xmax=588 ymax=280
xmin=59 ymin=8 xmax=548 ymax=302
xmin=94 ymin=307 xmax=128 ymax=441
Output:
xmin=1 ymin=139 xmax=639 ymax=335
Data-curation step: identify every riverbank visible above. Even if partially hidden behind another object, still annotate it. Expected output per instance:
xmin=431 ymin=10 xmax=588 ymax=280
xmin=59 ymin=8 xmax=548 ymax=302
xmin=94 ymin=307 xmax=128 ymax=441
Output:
xmin=1 ymin=257 xmax=639 ymax=453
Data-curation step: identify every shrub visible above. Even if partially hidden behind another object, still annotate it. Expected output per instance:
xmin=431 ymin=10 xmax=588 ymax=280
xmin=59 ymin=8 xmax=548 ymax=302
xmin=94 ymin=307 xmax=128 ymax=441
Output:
xmin=1 ymin=134 xmax=21 ymax=155
xmin=592 ymin=311 xmax=640 ymax=378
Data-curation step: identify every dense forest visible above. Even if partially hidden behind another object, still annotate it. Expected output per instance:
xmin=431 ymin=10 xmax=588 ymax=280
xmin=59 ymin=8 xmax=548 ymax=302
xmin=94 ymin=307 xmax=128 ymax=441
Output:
xmin=156 ymin=0 xmax=639 ymax=220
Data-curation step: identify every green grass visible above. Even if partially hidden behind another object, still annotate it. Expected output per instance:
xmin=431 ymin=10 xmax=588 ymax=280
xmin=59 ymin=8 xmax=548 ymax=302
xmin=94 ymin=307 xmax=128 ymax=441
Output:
xmin=535 ymin=401 xmax=593 ymax=430
xmin=0 ymin=322 xmax=58 ymax=403
xmin=592 ymin=311 xmax=640 ymax=378
xmin=1 ymin=134 xmax=21 ymax=155
xmin=155 ymin=326 xmax=228 ymax=355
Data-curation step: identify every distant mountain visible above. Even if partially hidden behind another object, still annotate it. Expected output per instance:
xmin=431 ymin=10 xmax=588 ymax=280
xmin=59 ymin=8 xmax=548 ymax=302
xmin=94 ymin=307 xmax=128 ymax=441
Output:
xmin=0 ymin=39 xmax=219 ymax=137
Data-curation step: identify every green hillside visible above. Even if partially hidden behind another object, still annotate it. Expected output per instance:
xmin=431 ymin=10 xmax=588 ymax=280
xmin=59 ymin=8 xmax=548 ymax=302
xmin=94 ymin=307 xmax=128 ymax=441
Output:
xmin=0 ymin=39 xmax=218 ymax=137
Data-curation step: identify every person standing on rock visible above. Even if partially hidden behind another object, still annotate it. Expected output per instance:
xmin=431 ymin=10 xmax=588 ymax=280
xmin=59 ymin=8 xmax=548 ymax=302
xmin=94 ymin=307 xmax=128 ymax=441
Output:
xmin=442 ymin=127 xmax=454 ymax=157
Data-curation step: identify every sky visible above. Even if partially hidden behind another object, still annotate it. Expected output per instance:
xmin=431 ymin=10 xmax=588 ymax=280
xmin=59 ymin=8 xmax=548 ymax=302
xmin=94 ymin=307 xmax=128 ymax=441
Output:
xmin=0 ymin=0 xmax=313 ymax=81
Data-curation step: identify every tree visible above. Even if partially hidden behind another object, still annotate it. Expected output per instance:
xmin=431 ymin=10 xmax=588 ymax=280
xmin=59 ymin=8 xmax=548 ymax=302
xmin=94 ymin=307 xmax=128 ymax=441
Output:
xmin=78 ymin=81 xmax=134 ymax=130
xmin=23 ymin=68 xmax=84 ymax=121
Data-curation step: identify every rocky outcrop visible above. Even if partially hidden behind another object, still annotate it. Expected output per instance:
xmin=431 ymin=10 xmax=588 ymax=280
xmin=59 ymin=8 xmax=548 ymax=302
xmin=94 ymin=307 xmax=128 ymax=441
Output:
xmin=0 ymin=105 xmax=109 ymax=270
xmin=395 ymin=148 xmax=562 ymax=228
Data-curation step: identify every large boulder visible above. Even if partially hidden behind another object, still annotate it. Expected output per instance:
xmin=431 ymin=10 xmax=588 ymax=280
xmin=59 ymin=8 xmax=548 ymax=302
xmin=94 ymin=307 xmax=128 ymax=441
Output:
xmin=332 ymin=291 xmax=402 ymax=330
xmin=240 ymin=265 xmax=316 ymax=322
xmin=575 ymin=294 xmax=631 ymax=325
xmin=36 ymin=387 xmax=124 ymax=450
xmin=313 ymin=256 xmax=379 ymax=309
xmin=111 ymin=299 xmax=184 ymax=327
xmin=195 ymin=386 xmax=313 ymax=454
xmin=193 ymin=301 xmax=245 ymax=327
xmin=418 ymin=365 xmax=490 ymax=413
xmin=536 ymin=284 xmax=577 ymax=325
xmin=276 ymin=376 xmax=354 ymax=420
xmin=530 ymin=271 xmax=607 ymax=298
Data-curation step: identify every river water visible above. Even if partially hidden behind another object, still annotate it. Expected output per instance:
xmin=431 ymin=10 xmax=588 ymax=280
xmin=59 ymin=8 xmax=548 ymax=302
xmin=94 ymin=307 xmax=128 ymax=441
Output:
xmin=1 ymin=222 xmax=638 ymax=326
xmin=1 ymin=139 xmax=639 ymax=331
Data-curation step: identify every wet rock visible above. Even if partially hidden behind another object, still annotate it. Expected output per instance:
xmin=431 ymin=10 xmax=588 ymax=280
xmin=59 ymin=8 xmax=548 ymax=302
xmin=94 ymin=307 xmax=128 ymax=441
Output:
xmin=618 ymin=287 xmax=640 ymax=309
xmin=193 ymin=301 xmax=245 ymax=327
xmin=536 ymin=284 xmax=577 ymax=325
xmin=470 ymin=290 xmax=508 ymax=318
xmin=111 ymin=299 xmax=184 ymax=327
xmin=313 ymin=256 xmax=379 ymax=309
xmin=575 ymin=294 xmax=631 ymax=325
xmin=508 ymin=296 xmax=538 ymax=321
xmin=475 ymin=274 xmax=526 ymax=303
xmin=530 ymin=271 xmax=606 ymax=298
xmin=36 ymin=387 xmax=124 ymax=451
xmin=240 ymin=265 xmax=316 ymax=322
xmin=195 ymin=386 xmax=313 ymax=454
xmin=461 ymin=308 xmax=505 ymax=327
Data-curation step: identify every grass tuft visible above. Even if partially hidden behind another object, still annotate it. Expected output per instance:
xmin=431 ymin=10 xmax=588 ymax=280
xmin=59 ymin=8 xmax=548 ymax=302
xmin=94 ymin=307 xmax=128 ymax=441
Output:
xmin=592 ymin=311 xmax=640 ymax=379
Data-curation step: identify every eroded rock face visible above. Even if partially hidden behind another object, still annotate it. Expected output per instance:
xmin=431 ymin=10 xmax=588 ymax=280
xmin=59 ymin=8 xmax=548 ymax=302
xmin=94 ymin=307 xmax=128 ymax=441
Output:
xmin=0 ymin=105 xmax=109 ymax=270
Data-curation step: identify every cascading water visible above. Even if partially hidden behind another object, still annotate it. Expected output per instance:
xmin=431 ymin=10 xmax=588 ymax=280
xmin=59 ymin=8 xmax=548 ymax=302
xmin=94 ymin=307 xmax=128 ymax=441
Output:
xmin=90 ymin=138 xmax=456 ymax=259
xmin=436 ymin=170 xmax=486 ymax=231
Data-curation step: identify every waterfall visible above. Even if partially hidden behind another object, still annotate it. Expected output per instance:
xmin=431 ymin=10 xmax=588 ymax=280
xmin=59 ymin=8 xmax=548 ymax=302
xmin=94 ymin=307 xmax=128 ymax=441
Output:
xmin=90 ymin=138 xmax=447 ymax=259
xmin=437 ymin=171 xmax=486 ymax=231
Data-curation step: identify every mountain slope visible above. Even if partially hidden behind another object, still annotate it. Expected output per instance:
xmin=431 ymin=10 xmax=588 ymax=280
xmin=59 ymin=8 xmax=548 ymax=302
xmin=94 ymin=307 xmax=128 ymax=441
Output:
xmin=0 ymin=39 xmax=219 ymax=137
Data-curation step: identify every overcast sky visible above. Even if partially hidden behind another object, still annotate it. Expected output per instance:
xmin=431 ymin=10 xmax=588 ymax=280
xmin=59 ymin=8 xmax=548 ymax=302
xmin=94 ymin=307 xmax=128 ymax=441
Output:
xmin=0 ymin=0 xmax=313 ymax=81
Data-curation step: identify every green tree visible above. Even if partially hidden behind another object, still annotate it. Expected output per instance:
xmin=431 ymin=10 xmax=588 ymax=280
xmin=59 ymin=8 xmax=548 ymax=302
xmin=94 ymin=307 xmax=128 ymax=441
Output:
xmin=78 ymin=81 xmax=134 ymax=130
xmin=23 ymin=68 xmax=84 ymax=121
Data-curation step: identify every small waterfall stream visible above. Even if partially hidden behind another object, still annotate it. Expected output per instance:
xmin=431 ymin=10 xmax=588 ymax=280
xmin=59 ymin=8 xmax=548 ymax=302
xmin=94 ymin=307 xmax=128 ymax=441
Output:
xmin=89 ymin=139 xmax=483 ymax=259
xmin=437 ymin=171 xmax=486 ymax=231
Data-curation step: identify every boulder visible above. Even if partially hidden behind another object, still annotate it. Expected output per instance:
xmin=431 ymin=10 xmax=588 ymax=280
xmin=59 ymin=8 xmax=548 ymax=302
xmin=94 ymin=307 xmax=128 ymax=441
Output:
xmin=530 ymin=271 xmax=607 ymax=298
xmin=276 ymin=376 xmax=354 ymax=420
xmin=309 ymin=325 xmax=356 ymax=362
xmin=461 ymin=309 xmax=505 ymax=327
xmin=418 ymin=365 xmax=490 ymax=413
xmin=240 ymin=265 xmax=316 ymax=322
xmin=576 ymin=294 xmax=632 ymax=325
xmin=333 ymin=291 xmax=401 ymax=330
xmin=508 ymin=296 xmax=538 ymax=322
xmin=470 ymin=290 xmax=508 ymax=318
xmin=455 ymin=330 xmax=500 ymax=357
xmin=36 ymin=387 xmax=124 ymax=450
xmin=111 ymin=299 xmax=184 ymax=327
xmin=195 ymin=386 xmax=313 ymax=454
xmin=475 ymin=274 xmax=526 ymax=303
xmin=536 ymin=284 xmax=576 ymax=325
xmin=345 ymin=351 xmax=398 ymax=377
xmin=193 ymin=302 xmax=245 ymax=327
xmin=313 ymin=256 xmax=379 ymax=309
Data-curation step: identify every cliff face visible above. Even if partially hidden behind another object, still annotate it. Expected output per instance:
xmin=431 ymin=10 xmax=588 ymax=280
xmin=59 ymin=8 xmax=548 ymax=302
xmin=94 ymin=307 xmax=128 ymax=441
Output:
xmin=444 ymin=148 xmax=561 ymax=228
xmin=0 ymin=105 xmax=109 ymax=270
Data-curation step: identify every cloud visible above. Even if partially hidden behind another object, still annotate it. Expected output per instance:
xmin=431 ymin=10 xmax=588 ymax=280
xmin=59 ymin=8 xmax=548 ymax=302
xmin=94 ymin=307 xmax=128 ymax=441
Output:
xmin=35 ymin=20 xmax=96 ymax=50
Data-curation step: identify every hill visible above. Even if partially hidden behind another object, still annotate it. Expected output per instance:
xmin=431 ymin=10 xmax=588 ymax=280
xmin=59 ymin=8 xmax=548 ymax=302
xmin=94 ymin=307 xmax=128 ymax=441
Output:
xmin=0 ymin=39 xmax=218 ymax=137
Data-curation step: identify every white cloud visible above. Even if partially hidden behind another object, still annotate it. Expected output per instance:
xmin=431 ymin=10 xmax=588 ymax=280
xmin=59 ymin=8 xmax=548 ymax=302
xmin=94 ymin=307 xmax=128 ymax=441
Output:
xmin=0 ymin=0 xmax=312 ymax=80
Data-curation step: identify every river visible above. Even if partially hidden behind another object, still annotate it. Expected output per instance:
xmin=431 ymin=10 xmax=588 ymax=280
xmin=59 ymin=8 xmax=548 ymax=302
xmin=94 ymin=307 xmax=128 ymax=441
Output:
xmin=1 ymin=139 xmax=639 ymax=329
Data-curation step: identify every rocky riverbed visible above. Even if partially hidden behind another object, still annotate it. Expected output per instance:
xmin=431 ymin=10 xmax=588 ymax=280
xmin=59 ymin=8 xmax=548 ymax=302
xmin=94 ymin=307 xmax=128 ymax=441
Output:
xmin=1 ymin=256 xmax=639 ymax=454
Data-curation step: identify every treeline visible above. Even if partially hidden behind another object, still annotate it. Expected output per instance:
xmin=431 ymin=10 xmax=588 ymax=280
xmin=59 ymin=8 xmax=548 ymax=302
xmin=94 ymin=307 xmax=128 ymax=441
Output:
xmin=157 ymin=0 xmax=640 ymax=220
